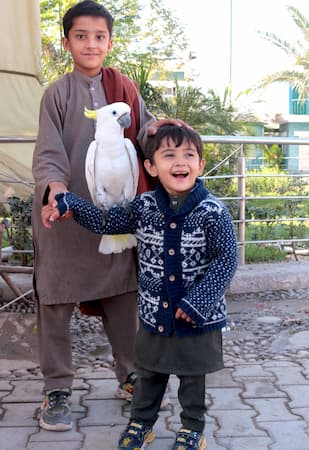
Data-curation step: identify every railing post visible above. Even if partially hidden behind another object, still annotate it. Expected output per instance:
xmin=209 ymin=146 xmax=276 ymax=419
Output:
xmin=238 ymin=147 xmax=246 ymax=264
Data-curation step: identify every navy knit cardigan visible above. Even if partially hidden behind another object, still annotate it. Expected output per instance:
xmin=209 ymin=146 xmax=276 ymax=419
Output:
xmin=56 ymin=179 xmax=238 ymax=337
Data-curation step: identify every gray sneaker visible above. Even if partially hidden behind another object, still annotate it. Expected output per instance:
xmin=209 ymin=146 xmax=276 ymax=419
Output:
xmin=40 ymin=388 xmax=72 ymax=431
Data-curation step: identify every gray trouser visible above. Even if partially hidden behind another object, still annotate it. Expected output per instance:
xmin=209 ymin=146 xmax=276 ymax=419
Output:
xmin=37 ymin=291 xmax=138 ymax=392
xmin=131 ymin=367 xmax=206 ymax=432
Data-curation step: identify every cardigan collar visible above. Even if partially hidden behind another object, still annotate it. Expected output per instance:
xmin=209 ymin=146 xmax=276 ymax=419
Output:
xmin=155 ymin=178 xmax=209 ymax=217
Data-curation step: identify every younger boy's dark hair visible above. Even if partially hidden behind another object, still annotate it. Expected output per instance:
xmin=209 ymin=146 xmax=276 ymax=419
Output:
xmin=144 ymin=125 xmax=204 ymax=162
xmin=63 ymin=0 xmax=114 ymax=38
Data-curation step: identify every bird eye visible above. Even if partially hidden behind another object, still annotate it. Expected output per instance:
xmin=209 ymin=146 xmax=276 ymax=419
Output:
xmin=112 ymin=110 xmax=117 ymax=115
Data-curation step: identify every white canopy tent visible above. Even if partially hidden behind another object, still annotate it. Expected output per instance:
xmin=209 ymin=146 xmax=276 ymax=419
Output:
xmin=0 ymin=0 xmax=44 ymax=200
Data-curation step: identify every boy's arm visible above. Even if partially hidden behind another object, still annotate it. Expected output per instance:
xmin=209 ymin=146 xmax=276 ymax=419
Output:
xmin=138 ymin=117 xmax=192 ymax=153
xmin=53 ymin=192 xmax=137 ymax=235
xmin=136 ymin=94 xmax=190 ymax=152
xmin=33 ymin=86 xmax=71 ymax=213
xmin=177 ymin=208 xmax=238 ymax=326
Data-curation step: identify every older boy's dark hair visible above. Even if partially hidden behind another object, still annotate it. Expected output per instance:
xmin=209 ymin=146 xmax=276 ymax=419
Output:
xmin=63 ymin=0 xmax=114 ymax=38
xmin=144 ymin=125 xmax=204 ymax=162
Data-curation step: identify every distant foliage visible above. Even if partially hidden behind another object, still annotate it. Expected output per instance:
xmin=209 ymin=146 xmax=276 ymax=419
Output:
xmin=245 ymin=244 xmax=287 ymax=263
xmin=6 ymin=196 xmax=33 ymax=266
xmin=262 ymin=145 xmax=285 ymax=170
xmin=245 ymin=168 xmax=290 ymax=195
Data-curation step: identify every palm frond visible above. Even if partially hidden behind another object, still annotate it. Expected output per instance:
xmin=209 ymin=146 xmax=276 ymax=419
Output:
xmin=287 ymin=5 xmax=309 ymax=42
xmin=256 ymin=70 xmax=308 ymax=103
xmin=257 ymin=31 xmax=300 ymax=57
xmin=255 ymin=4 xmax=309 ymax=101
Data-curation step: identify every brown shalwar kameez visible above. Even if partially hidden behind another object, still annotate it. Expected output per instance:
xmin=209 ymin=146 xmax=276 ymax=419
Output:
xmin=32 ymin=69 xmax=154 ymax=390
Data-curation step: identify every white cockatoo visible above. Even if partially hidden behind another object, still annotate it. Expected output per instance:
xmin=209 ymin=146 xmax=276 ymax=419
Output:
xmin=84 ymin=102 xmax=139 ymax=254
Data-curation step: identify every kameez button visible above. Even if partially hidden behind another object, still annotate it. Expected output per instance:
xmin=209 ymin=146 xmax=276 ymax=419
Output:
xmin=168 ymin=248 xmax=175 ymax=256
xmin=170 ymin=222 xmax=177 ymax=229
xmin=158 ymin=325 xmax=164 ymax=333
xmin=162 ymin=301 xmax=169 ymax=309
xmin=169 ymin=274 xmax=176 ymax=282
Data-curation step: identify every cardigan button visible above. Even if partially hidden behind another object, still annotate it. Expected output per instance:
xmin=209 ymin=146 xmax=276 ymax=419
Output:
xmin=168 ymin=248 xmax=175 ymax=256
xmin=168 ymin=274 xmax=176 ymax=282
xmin=170 ymin=222 xmax=177 ymax=229
xmin=162 ymin=301 xmax=169 ymax=308
xmin=158 ymin=325 xmax=164 ymax=333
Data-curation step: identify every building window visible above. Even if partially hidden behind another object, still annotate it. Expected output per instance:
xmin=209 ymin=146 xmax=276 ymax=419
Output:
xmin=289 ymin=87 xmax=309 ymax=115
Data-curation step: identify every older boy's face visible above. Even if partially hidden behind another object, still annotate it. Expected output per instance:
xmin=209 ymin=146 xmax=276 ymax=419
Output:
xmin=144 ymin=138 xmax=205 ymax=196
xmin=62 ymin=16 xmax=112 ymax=77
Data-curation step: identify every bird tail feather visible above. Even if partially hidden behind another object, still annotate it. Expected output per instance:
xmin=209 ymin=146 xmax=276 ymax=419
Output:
xmin=98 ymin=234 xmax=137 ymax=254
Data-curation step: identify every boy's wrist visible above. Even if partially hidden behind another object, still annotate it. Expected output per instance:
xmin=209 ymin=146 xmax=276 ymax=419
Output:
xmin=49 ymin=181 xmax=68 ymax=193
xmin=55 ymin=192 xmax=73 ymax=216
xmin=48 ymin=182 xmax=68 ymax=207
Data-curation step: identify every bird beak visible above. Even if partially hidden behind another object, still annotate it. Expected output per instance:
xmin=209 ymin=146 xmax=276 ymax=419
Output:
xmin=84 ymin=107 xmax=97 ymax=120
xmin=117 ymin=112 xmax=131 ymax=129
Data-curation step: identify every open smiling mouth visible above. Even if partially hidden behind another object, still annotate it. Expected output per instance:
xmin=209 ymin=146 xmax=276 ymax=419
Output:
xmin=173 ymin=173 xmax=189 ymax=178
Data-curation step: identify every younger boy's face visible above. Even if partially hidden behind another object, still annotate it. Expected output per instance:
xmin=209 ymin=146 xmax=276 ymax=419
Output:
xmin=144 ymin=138 xmax=205 ymax=196
xmin=62 ymin=16 xmax=112 ymax=77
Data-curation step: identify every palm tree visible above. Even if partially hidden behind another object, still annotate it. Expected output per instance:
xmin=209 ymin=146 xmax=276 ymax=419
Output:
xmin=256 ymin=5 xmax=309 ymax=102
xmin=159 ymin=82 xmax=213 ymax=132
xmin=160 ymin=82 xmax=256 ymax=136
xmin=159 ymin=82 xmax=258 ymax=187
xmin=122 ymin=61 xmax=167 ymax=116
xmin=203 ymin=87 xmax=256 ymax=136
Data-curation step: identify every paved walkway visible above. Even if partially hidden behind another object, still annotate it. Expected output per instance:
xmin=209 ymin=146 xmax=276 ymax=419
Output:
xmin=1 ymin=356 xmax=309 ymax=449
xmin=0 ymin=262 xmax=309 ymax=449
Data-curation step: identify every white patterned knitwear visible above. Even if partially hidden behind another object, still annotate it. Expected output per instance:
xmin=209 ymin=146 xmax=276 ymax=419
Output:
xmin=56 ymin=179 xmax=238 ymax=337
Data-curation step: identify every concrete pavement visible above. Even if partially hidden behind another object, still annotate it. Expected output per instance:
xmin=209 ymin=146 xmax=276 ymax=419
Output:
xmin=0 ymin=356 xmax=309 ymax=449
xmin=1 ymin=261 xmax=309 ymax=449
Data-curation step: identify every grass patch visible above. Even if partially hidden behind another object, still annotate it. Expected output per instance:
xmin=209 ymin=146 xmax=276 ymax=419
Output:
xmin=245 ymin=244 xmax=287 ymax=263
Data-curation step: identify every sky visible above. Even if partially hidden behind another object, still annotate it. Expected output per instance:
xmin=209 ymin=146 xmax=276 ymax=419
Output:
xmin=162 ymin=0 xmax=308 ymax=119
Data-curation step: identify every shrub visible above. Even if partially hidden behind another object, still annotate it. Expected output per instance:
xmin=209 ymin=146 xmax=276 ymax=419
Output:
xmin=245 ymin=244 xmax=287 ymax=263
xmin=5 ymin=195 xmax=33 ymax=266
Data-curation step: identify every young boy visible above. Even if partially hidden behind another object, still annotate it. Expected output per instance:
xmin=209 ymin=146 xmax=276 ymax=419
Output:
xmin=33 ymin=0 xmax=180 ymax=432
xmin=52 ymin=124 xmax=238 ymax=449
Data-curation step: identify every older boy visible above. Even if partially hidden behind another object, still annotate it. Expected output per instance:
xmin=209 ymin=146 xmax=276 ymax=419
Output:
xmin=33 ymin=0 xmax=180 ymax=431
xmin=52 ymin=124 xmax=238 ymax=449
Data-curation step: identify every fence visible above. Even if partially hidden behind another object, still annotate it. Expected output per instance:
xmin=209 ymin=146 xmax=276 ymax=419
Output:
xmin=200 ymin=135 xmax=309 ymax=264
xmin=1 ymin=135 xmax=309 ymax=267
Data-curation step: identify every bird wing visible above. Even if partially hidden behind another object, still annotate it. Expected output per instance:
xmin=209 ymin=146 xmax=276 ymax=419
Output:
xmin=124 ymin=138 xmax=139 ymax=199
xmin=85 ymin=140 xmax=99 ymax=207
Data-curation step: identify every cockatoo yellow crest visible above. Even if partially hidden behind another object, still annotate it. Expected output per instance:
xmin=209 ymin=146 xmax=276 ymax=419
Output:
xmin=84 ymin=102 xmax=139 ymax=254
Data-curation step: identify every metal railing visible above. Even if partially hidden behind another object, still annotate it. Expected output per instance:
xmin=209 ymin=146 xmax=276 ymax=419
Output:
xmin=200 ymin=135 xmax=309 ymax=264
xmin=1 ymin=135 xmax=309 ymax=265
